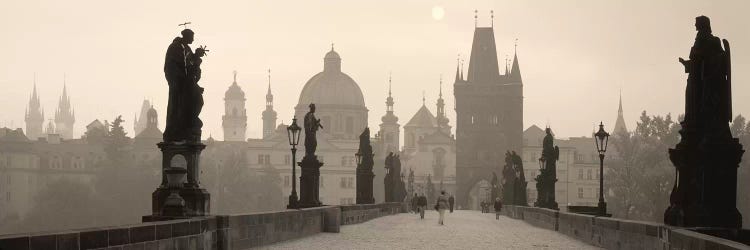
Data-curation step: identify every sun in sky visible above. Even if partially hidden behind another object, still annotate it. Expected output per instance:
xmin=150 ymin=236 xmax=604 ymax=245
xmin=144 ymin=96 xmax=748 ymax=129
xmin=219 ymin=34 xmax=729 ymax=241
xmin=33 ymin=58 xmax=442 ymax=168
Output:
xmin=432 ymin=6 xmax=445 ymax=20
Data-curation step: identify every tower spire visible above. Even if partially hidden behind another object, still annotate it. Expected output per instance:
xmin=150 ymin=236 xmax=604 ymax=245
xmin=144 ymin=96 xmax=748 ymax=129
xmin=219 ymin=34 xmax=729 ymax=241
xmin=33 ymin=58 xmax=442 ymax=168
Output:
xmin=386 ymin=72 xmax=394 ymax=113
xmin=460 ymin=58 xmax=464 ymax=81
xmin=474 ymin=9 xmax=478 ymax=27
xmin=509 ymin=40 xmax=522 ymax=83
xmin=422 ymin=91 xmax=426 ymax=106
xmin=439 ymin=74 xmax=443 ymax=98
xmin=455 ymin=55 xmax=461 ymax=82
xmin=232 ymin=70 xmax=238 ymax=85
xmin=490 ymin=10 xmax=494 ymax=27
xmin=267 ymin=68 xmax=272 ymax=95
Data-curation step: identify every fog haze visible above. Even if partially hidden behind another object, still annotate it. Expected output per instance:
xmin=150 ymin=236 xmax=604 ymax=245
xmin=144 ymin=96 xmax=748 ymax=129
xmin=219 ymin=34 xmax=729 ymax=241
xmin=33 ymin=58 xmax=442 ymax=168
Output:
xmin=1 ymin=0 xmax=748 ymax=139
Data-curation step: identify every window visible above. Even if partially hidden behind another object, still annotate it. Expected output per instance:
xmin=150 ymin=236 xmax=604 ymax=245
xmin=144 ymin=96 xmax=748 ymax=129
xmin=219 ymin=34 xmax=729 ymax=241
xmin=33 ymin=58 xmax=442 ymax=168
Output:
xmin=284 ymin=176 xmax=290 ymax=187
xmin=347 ymin=177 xmax=354 ymax=188
xmin=578 ymin=169 xmax=584 ymax=180
xmin=595 ymin=170 xmax=599 ymax=180
xmin=285 ymin=155 xmax=290 ymax=165
xmin=340 ymin=177 xmax=346 ymax=188
xmin=258 ymin=154 xmax=271 ymax=165
xmin=341 ymin=156 xmax=347 ymax=167
xmin=320 ymin=176 xmax=324 ymax=188
xmin=578 ymin=188 xmax=584 ymax=198
xmin=587 ymin=169 xmax=592 ymax=180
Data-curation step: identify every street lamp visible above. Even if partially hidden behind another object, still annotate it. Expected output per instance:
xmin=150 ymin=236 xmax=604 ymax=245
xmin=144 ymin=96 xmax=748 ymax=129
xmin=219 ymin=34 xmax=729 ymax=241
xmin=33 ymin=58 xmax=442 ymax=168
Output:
xmin=286 ymin=117 xmax=302 ymax=209
xmin=594 ymin=121 xmax=610 ymax=216
xmin=355 ymin=151 xmax=362 ymax=166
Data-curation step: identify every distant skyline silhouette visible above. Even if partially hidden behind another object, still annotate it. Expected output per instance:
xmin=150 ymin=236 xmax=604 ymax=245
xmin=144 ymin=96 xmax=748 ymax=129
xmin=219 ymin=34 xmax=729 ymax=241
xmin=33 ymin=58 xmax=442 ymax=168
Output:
xmin=0 ymin=0 xmax=748 ymax=140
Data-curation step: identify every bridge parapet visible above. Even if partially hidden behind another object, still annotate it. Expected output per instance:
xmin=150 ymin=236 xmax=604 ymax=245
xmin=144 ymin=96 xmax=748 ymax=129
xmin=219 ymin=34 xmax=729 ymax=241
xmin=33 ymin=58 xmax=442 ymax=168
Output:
xmin=501 ymin=205 xmax=750 ymax=250
xmin=0 ymin=202 xmax=406 ymax=250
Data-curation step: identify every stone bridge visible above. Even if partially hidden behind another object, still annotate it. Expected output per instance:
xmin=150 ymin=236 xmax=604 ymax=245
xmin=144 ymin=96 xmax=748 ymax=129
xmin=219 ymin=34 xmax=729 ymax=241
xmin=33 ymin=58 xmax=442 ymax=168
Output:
xmin=1 ymin=204 xmax=748 ymax=249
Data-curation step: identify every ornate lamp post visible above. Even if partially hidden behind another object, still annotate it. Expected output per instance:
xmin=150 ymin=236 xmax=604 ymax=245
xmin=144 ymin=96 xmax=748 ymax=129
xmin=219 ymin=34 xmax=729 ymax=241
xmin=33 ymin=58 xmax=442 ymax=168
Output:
xmin=286 ymin=117 xmax=301 ymax=209
xmin=594 ymin=122 xmax=610 ymax=216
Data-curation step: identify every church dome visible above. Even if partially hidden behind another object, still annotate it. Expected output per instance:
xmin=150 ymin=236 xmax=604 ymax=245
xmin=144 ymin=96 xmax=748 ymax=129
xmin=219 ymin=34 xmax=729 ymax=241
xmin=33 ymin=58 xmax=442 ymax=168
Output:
xmin=297 ymin=49 xmax=365 ymax=108
xmin=225 ymin=78 xmax=245 ymax=100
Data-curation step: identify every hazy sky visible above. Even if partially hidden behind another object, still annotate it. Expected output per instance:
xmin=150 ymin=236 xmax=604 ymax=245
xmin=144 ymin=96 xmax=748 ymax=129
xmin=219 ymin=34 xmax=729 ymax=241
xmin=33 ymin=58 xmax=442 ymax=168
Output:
xmin=0 ymin=0 xmax=748 ymax=140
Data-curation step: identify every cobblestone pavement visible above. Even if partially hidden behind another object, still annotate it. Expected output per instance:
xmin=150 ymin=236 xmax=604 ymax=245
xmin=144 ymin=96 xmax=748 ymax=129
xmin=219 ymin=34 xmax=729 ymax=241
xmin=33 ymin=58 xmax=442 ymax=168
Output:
xmin=262 ymin=210 xmax=601 ymax=250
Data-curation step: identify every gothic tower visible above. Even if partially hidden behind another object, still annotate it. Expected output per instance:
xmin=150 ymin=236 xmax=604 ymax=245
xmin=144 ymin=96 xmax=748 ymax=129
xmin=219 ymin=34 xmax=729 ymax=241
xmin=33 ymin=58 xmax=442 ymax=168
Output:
xmin=262 ymin=69 xmax=277 ymax=139
xmin=454 ymin=21 xmax=523 ymax=208
xmin=379 ymin=74 xmax=400 ymax=154
xmin=613 ymin=92 xmax=628 ymax=136
xmin=54 ymin=83 xmax=75 ymax=139
xmin=25 ymin=80 xmax=44 ymax=140
xmin=222 ymin=71 xmax=247 ymax=141
xmin=134 ymin=99 xmax=152 ymax=136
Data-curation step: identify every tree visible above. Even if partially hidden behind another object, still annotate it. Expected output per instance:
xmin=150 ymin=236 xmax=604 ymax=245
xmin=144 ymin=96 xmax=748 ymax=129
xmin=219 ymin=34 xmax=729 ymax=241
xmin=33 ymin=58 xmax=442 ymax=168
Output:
xmin=18 ymin=179 xmax=99 ymax=233
xmin=606 ymin=111 xmax=678 ymax=222
xmin=201 ymin=143 xmax=283 ymax=214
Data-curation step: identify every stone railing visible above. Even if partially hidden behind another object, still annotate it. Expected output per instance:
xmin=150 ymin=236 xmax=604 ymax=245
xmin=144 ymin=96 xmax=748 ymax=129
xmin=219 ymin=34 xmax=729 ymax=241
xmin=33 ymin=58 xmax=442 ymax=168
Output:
xmin=340 ymin=202 xmax=405 ymax=225
xmin=501 ymin=205 xmax=750 ymax=250
xmin=0 ymin=203 xmax=406 ymax=250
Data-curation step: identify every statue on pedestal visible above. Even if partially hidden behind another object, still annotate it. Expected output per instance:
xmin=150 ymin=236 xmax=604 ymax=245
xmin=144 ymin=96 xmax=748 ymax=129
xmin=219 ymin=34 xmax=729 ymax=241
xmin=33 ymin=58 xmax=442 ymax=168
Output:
xmin=299 ymin=103 xmax=324 ymax=208
xmin=145 ymin=27 xmax=211 ymax=221
xmin=535 ymin=127 xmax=559 ymax=210
xmin=665 ymin=16 xmax=743 ymax=228
xmin=356 ymin=128 xmax=375 ymax=204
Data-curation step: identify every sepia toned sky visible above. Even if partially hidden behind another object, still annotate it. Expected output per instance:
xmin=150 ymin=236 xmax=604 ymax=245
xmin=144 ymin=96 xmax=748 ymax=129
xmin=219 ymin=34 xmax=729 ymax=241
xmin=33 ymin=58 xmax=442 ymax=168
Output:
xmin=0 ymin=0 xmax=748 ymax=140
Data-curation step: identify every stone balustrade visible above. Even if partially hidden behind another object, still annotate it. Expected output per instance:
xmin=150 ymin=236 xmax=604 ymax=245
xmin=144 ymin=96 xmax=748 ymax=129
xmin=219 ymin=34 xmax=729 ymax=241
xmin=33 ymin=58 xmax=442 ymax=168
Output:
xmin=501 ymin=205 xmax=750 ymax=250
xmin=0 ymin=202 xmax=405 ymax=250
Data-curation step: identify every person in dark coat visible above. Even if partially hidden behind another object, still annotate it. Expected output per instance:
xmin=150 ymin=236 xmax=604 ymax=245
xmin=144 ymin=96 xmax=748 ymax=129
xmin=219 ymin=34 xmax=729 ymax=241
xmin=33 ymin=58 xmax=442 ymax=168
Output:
xmin=494 ymin=197 xmax=503 ymax=220
xmin=411 ymin=193 xmax=419 ymax=214
xmin=417 ymin=193 xmax=427 ymax=219
xmin=448 ymin=195 xmax=455 ymax=213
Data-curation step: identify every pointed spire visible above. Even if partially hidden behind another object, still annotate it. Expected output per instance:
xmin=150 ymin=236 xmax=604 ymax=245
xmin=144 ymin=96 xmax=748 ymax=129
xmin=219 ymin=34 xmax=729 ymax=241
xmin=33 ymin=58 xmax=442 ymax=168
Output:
xmin=505 ymin=55 xmax=509 ymax=75
xmin=439 ymin=75 xmax=443 ymax=98
xmin=510 ymin=40 xmax=522 ymax=83
xmin=388 ymin=72 xmax=392 ymax=97
xmin=422 ymin=91 xmax=426 ymax=106
xmin=490 ymin=10 xmax=494 ymax=27
xmin=266 ymin=68 xmax=272 ymax=95
xmin=618 ymin=89 xmax=623 ymax=114
xmin=474 ymin=9 xmax=478 ymax=27
xmin=455 ymin=55 xmax=461 ymax=82
xmin=232 ymin=70 xmax=238 ymax=86
xmin=460 ymin=59 xmax=464 ymax=81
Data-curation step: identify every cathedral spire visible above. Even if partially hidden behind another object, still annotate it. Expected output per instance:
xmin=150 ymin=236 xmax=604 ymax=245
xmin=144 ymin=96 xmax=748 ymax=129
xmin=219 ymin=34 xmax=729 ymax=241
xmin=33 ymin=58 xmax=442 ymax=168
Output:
xmin=613 ymin=90 xmax=628 ymax=136
xmin=509 ymin=40 xmax=523 ymax=83
xmin=454 ymin=56 xmax=461 ymax=83
xmin=386 ymin=72 xmax=394 ymax=113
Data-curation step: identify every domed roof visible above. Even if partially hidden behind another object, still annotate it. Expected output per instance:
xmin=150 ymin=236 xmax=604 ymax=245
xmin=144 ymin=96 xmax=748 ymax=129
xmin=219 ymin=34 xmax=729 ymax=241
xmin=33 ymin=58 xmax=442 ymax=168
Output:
xmin=225 ymin=72 xmax=245 ymax=100
xmin=325 ymin=50 xmax=340 ymax=59
xmin=297 ymin=49 xmax=365 ymax=108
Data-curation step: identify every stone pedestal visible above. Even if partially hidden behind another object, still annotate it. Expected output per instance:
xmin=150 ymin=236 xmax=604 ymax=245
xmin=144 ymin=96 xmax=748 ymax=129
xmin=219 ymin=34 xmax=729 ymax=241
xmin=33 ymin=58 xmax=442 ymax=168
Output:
xmin=356 ymin=169 xmax=375 ymax=204
xmin=665 ymin=127 xmax=744 ymax=228
xmin=144 ymin=142 xmax=211 ymax=222
xmin=299 ymin=155 xmax=323 ymax=208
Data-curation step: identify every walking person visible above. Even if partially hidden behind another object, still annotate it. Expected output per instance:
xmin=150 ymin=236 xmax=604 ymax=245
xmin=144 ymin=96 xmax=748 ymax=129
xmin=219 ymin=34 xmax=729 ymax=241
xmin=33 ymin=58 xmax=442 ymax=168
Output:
xmin=494 ymin=197 xmax=503 ymax=220
xmin=411 ymin=193 xmax=418 ymax=214
xmin=436 ymin=191 xmax=449 ymax=225
xmin=418 ymin=193 xmax=427 ymax=219
xmin=448 ymin=194 xmax=455 ymax=213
